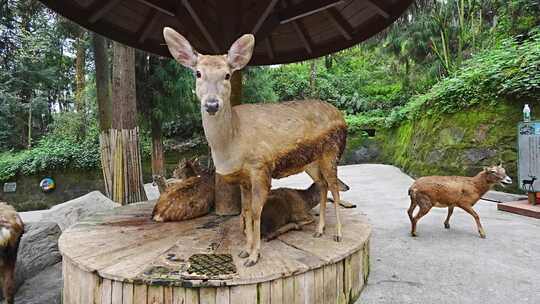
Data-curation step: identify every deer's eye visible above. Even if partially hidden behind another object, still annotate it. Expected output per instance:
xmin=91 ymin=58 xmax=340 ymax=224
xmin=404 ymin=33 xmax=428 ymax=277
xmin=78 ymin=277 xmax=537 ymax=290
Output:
xmin=196 ymin=71 xmax=202 ymax=78
xmin=225 ymin=73 xmax=231 ymax=80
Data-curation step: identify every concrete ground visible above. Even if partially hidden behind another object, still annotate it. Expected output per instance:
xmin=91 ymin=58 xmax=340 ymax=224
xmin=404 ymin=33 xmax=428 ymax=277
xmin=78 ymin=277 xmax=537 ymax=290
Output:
xmin=273 ymin=164 xmax=540 ymax=304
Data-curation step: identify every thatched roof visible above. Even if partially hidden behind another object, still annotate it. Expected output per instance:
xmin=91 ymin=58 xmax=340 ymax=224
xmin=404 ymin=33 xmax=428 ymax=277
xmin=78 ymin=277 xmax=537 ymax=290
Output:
xmin=40 ymin=0 xmax=413 ymax=65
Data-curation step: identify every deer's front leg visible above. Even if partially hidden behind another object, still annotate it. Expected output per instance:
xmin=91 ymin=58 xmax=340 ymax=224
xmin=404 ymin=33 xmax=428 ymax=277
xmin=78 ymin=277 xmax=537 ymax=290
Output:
xmin=239 ymin=184 xmax=252 ymax=259
xmin=245 ymin=174 xmax=270 ymax=267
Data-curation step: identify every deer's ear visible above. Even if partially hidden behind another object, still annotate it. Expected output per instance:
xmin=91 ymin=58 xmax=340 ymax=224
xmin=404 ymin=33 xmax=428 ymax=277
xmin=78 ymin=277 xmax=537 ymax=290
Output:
xmin=163 ymin=27 xmax=198 ymax=69
xmin=227 ymin=34 xmax=255 ymax=71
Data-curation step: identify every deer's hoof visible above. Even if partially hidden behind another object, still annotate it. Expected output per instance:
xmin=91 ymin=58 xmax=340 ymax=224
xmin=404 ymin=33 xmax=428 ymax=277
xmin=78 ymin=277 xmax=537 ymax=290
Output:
xmin=313 ymin=232 xmax=323 ymax=238
xmin=244 ymin=259 xmax=256 ymax=267
xmin=244 ymin=254 xmax=260 ymax=267
xmin=444 ymin=223 xmax=450 ymax=229
xmin=411 ymin=232 xmax=417 ymax=237
xmin=238 ymin=250 xmax=249 ymax=258
xmin=333 ymin=235 xmax=342 ymax=242
xmin=479 ymin=232 xmax=486 ymax=239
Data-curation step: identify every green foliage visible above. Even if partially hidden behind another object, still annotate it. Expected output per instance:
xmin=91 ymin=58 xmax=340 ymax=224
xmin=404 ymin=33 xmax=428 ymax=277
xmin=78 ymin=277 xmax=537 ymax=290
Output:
xmin=345 ymin=112 xmax=386 ymax=134
xmin=243 ymin=66 xmax=278 ymax=103
xmin=0 ymin=131 xmax=100 ymax=182
xmin=347 ymin=29 xmax=540 ymax=130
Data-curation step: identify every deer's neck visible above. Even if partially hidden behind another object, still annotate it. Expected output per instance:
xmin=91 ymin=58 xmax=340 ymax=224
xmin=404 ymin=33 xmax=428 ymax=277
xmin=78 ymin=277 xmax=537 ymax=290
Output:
xmin=472 ymin=172 xmax=492 ymax=196
xmin=202 ymin=104 xmax=239 ymax=174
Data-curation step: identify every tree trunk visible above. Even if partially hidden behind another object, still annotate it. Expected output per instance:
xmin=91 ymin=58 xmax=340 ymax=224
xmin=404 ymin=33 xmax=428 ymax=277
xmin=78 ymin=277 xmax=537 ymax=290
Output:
xmin=93 ymin=33 xmax=112 ymax=131
xmin=99 ymin=41 xmax=147 ymax=204
xmin=93 ymin=33 xmax=113 ymax=197
xmin=215 ymin=70 xmax=242 ymax=216
xmin=75 ymin=31 xmax=86 ymax=112
xmin=309 ymin=60 xmax=317 ymax=98
xmin=150 ymin=114 xmax=164 ymax=177
xmin=27 ymin=101 xmax=32 ymax=148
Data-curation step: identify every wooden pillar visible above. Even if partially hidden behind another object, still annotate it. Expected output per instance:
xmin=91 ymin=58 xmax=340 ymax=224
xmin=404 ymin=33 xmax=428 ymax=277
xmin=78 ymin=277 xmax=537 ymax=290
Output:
xmin=100 ymin=41 xmax=147 ymax=205
xmin=214 ymin=70 xmax=242 ymax=215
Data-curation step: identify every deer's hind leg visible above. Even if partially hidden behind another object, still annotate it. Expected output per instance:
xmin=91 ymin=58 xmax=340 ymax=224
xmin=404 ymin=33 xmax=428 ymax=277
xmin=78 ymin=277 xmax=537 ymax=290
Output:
xmin=411 ymin=193 xmax=432 ymax=237
xmin=444 ymin=206 xmax=454 ymax=229
xmin=306 ymin=164 xmax=328 ymax=238
xmin=407 ymin=195 xmax=417 ymax=225
xmin=319 ymin=157 xmax=343 ymax=242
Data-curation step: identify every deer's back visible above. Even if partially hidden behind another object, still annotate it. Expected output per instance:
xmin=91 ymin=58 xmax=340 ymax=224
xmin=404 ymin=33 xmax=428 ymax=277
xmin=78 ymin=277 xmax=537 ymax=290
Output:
xmin=234 ymin=100 xmax=347 ymax=178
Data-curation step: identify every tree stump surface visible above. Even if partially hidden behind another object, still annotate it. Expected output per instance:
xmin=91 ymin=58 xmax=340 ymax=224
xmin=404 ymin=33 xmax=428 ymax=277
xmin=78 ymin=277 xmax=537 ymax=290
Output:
xmin=60 ymin=201 xmax=371 ymax=304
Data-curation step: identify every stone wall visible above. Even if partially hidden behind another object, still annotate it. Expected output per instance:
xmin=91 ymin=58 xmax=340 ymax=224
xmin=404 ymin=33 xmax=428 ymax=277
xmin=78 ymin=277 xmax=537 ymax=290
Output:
xmin=343 ymin=101 xmax=523 ymax=193
xmin=0 ymin=170 xmax=105 ymax=211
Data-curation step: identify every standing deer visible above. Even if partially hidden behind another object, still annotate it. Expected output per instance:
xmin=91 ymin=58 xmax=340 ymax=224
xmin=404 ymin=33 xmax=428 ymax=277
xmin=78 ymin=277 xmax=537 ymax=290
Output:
xmin=408 ymin=165 xmax=512 ymax=238
xmin=164 ymin=28 xmax=348 ymax=266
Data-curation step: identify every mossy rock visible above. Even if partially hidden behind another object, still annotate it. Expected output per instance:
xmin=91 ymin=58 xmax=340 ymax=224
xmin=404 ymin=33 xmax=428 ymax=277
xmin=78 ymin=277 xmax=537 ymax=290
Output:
xmin=347 ymin=100 xmax=523 ymax=193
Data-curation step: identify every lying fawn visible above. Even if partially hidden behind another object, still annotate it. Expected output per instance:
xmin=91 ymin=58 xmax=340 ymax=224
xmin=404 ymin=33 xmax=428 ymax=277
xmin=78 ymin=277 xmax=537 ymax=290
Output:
xmin=408 ymin=165 xmax=512 ymax=238
xmin=164 ymin=28 xmax=347 ymax=266
xmin=0 ymin=202 xmax=24 ymax=304
xmin=262 ymin=180 xmax=350 ymax=241
xmin=152 ymin=160 xmax=214 ymax=222
xmin=152 ymin=158 xmax=202 ymax=193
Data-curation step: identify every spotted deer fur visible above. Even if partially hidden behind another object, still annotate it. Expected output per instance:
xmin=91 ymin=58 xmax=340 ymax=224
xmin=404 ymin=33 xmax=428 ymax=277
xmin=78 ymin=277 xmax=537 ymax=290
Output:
xmin=408 ymin=165 xmax=512 ymax=238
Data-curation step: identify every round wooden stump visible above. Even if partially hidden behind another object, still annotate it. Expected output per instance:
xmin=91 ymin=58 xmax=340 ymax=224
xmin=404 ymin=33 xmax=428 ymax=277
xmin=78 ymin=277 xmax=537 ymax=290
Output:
xmin=60 ymin=202 xmax=371 ymax=304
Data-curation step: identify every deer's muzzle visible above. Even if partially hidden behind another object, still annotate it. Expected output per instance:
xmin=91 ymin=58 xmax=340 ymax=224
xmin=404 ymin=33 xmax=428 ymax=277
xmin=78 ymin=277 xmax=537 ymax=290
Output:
xmin=204 ymin=98 xmax=219 ymax=115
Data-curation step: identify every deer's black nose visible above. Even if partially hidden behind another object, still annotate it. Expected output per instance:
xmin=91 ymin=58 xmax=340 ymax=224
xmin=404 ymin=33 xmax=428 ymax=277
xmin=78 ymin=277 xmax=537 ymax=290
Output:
xmin=204 ymin=98 xmax=219 ymax=115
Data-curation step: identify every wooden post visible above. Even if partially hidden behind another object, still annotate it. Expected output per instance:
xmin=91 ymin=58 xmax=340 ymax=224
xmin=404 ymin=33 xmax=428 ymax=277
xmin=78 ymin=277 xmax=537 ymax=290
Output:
xmin=214 ymin=70 xmax=242 ymax=215
xmin=528 ymin=192 xmax=537 ymax=205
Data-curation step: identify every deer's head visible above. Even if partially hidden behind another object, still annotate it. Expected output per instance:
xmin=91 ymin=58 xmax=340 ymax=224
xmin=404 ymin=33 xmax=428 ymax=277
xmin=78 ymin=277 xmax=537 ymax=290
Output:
xmin=484 ymin=164 xmax=512 ymax=187
xmin=163 ymin=27 xmax=255 ymax=116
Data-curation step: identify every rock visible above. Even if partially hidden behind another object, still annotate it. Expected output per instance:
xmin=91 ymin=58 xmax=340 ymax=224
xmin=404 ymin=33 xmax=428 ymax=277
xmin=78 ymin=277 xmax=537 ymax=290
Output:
xmin=347 ymin=143 xmax=381 ymax=164
xmin=42 ymin=190 xmax=117 ymax=231
xmin=463 ymin=148 xmax=497 ymax=164
xmin=426 ymin=150 xmax=444 ymax=164
xmin=15 ymin=222 xmax=62 ymax=289
xmin=474 ymin=124 xmax=490 ymax=143
xmin=14 ymin=263 xmax=62 ymax=304
xmin=439 ymin=127 xmax=465 ymax=145
xmin=145 ymin=183 xmax=160 ymax=201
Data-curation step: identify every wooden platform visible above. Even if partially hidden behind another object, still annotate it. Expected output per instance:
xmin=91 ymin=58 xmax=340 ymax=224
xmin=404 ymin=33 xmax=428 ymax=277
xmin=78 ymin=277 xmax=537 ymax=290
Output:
xmin=59 ymin=202 xmax=372 ymax=304
xmin=498 ymin=200 xmax=540 ymax=219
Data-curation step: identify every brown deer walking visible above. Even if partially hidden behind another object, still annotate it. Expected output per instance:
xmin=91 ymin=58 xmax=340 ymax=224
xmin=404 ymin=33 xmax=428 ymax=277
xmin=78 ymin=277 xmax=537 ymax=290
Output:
xmin=408 ymin=165 xmax=512 ymax=238
xmin=164 ymin=28 xmax=348 ymax=266
xmin=0 ymin=202 xmax=24 ymax=304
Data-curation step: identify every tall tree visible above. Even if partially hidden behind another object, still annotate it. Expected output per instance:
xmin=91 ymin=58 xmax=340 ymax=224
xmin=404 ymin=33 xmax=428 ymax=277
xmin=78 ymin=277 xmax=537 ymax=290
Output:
xmin=92 ymin=33 xmax=112 ymax=131
xmin=74 ymin=29 xmax=87 ymax=112
xmin=135 ymin=53 xmax=164 ymax=177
